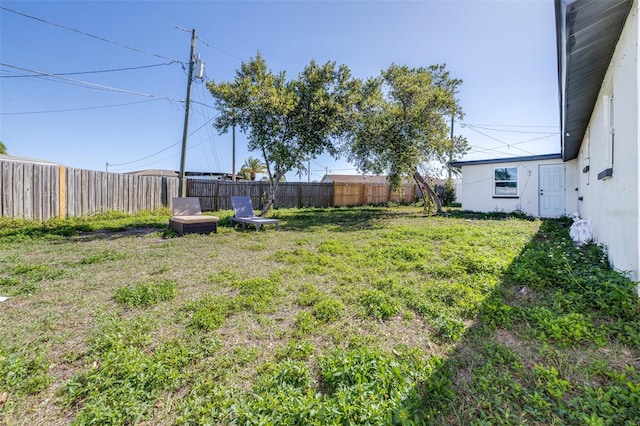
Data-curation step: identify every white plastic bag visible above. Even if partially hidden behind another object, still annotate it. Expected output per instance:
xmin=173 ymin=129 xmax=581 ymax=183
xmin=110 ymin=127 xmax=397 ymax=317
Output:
xmin=569 ymin=213 xmax=592 ymax=246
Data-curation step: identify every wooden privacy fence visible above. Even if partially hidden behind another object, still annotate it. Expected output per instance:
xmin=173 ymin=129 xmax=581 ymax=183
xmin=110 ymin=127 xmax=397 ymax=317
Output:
xmin=188 ymin=180 xmax=416 ymax=211
xmin=1 ymin=159 xmax=417 ymax=220
xmin=0 ymin=160 xmax=179 ymax=221
xmin=187 ymin=180 xmax=334 ymax=211
xmin=333 ymin=182 xmax=416 ymax=207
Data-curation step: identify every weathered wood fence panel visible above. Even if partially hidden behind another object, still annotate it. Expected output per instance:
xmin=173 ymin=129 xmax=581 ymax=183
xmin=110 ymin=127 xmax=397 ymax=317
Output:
xmin=0 ymin=160 xmax=179 ymax=220
xmin=333 ymin=182 xmax=415 ymax=207
xmin=188 ymin=180 xmax=334 ymax=211
xmin=65 ymin=168 xmax=178 ymax=216
xmin=0 ymin=160 xmax=60 ymax=221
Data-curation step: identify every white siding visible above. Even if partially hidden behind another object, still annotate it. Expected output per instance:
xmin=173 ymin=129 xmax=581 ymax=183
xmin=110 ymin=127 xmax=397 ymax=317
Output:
xmin=575 ymin=3 xmax=640 ymax=280
xmin=459 ymin=158 xmax=565 ymax=217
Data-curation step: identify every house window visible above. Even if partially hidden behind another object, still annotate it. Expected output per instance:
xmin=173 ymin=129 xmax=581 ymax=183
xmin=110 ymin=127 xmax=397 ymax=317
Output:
xmin=494 ymin=167 xmax=518 ymax=197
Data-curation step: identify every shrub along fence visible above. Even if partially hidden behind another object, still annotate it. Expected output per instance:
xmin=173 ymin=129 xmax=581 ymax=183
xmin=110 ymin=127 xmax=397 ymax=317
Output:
xmin=1 ymin=159 xmax=417 ymax=220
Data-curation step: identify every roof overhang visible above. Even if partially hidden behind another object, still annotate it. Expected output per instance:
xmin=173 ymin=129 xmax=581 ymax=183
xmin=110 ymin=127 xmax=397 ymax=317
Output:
xmin=556 ymin=0 xmax=633 ymax=161
xmin=450 ymin=153 xmax=562 ymax=168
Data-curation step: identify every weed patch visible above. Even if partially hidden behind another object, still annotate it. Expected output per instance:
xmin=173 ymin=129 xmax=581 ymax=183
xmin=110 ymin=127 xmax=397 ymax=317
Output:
xmin=0 ymin=349 xmax=52 ymax=396
xmin=312 ymin=298 xmax=345 ymax=323
xmin=114 ymin=280 xmax=177 ymax=308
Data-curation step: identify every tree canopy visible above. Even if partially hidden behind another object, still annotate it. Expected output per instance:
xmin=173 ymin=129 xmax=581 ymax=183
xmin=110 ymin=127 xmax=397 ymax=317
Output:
xmin=346 ymin=64 xmax=464 ymax=212
xmin=0 ymin=141 xmax=7 ymax=155
xmin=208 ymin=56 xmax=466 ymax=214
xmin=208 ymin=53 xmax=360 ymax=214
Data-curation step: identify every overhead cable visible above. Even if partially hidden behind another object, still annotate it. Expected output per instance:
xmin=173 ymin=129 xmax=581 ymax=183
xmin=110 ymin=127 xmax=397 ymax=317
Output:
xmin=195 ymin=35 xmax=246 ymax=61
xmin=0 ymin=62 xmax=181 ymax=101
xmin=108 ymin=114 xmax=218 ymax=168
xmin=0 ymin=62 xmax=177 ymax=78
xmin=462 ymin=123 xmax=559 ymax=135
xmin=0 ymin=6 xmax=183 ymax=63
xmin=461 ymin=124 xmax=536 ymax=156
xmin=0 ymin=99 xmax=161 ymax=115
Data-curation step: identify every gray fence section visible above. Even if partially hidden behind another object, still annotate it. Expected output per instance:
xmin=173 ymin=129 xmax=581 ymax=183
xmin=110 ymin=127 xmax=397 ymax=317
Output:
xmin=187 ymin=180 xmax=334 ymax=211
xmin=0 ymin=160 xmax=179 ymax=221
xmin=65 ymin=168 xmax=179 ymax=217
xmin=1 ymin=160 xmax=60 ymax=221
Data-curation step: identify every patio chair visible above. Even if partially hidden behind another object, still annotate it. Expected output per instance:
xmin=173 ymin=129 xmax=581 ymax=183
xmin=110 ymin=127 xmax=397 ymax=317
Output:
xmin=169 ymin=197 xmax=218 ymax=235
xmin=230 ymin=196 xmax=280 ymax=231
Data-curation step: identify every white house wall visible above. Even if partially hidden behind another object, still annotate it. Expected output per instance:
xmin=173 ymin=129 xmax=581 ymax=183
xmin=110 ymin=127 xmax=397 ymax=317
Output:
xmin=459 ymin=158 xmax=565 ymax=217
xmin=575 ymin=2 xmax=639 ymax=280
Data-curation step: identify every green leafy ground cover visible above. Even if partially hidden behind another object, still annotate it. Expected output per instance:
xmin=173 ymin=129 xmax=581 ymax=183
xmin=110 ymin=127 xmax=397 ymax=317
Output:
xmin=0 ymin=207 xmax=638 ymax=425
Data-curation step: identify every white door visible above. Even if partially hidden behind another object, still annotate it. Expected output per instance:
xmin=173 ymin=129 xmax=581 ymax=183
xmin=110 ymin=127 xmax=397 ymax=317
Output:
xmin=539 ymin=164 xmax=565 ymax=218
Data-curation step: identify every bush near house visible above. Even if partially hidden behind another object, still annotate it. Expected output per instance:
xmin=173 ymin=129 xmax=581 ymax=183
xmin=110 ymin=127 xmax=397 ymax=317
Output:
xmin=0 ymin=207 xmax=637 ymax=425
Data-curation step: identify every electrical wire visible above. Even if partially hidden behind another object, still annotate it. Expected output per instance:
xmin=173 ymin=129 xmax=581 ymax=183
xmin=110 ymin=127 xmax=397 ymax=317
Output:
xmin=462 ymin=122 xmax=558 ymax=129
xmin=0 ymin=62 xmax=181 ymax=101
xmin=0 ymin=6 xmax=183 ymax=63
xmin=462 ymin=123 xmax=558 ymax=135
xmin=461 ymin=124 xmax=536 ymax=156
xmin=467 ymin=134 xmax=556 ymax=157
xmin=107 ymin=113 xmax=218 ymax=170
xmin=195 ymin=35 xmax=246 ymax=62
xmin=0 ymin=62 xmax=177 ymax=78
xmin=0 ymin=98 xmax=161 ymax=115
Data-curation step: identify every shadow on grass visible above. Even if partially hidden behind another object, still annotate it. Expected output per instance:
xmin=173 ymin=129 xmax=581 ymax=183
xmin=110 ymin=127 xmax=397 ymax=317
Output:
xmin=404 ymin=217 xmax=640 ymax=424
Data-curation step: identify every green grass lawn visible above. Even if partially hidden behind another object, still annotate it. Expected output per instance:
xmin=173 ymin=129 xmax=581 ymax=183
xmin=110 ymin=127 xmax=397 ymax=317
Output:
xmin=0 ymin=206 xmax=638 ymax=425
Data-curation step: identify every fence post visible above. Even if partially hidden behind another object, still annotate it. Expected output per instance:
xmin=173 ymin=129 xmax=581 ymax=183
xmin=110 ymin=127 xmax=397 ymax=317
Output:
xmin=214 ymin=180 xmax=219 ymax=211
xmin=59 ymin=166 xmax=66 ymax=219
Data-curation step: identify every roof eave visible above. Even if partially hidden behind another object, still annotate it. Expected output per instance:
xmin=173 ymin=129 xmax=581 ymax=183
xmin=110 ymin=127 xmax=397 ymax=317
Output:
xmin=557 ymin=0 xmax=634 ymax=161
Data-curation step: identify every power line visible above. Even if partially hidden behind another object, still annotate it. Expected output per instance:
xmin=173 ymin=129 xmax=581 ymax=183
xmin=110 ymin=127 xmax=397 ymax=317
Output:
xmin=468 ymin=134 xmax=556 ymax=156
xmin=108 ymin=113 xmax=218 ymax=169
xmin=0 ymin=62 xmax=181 ymax=101
xmin=0 ymin=6 xmax=182 ymax=63
xmin=462 ymin=122 xmax=558 ymax=129
xmin=0 ymin=62 xmax=177 ymax=78
xmin=462 ymin=123 xmax=559 ymax=135
xmin=195 ymin=35 xmax=246 ymax=62
xmin=461 ymin=124 xmax=536 ymax=156
xmin=0 ymin=99 xmax=161 ymax=115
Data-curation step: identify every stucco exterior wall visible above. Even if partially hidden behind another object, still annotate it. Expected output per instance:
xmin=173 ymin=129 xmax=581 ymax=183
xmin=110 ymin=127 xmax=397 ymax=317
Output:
xmin=459 ymin=158 xmax=565 ymax=217
xmin=575 ymin=3 xmax=639 ymax=280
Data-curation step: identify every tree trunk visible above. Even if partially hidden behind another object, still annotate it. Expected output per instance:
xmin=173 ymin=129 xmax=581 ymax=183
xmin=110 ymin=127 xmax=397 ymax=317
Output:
xmin=413 ymin=170 xmax=442 ymax=214
xmin=259 ymin=171 xmax=285 ymax=216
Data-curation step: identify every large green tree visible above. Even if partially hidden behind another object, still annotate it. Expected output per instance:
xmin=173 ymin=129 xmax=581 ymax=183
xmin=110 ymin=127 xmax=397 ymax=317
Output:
xmin=346 ymin=64 xmax=462 ymax=213
xmin=208 ymin=53 xmax=359 ymax=214
xmin=0 ymin=141 xmax=7 ymax=155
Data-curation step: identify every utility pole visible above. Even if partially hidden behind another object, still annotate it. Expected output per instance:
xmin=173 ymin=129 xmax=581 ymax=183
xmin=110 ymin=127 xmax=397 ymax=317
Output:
xmin=178 ymin=29 xmax=197 ymax=197
xmin=448 ymin=113 xmax=454 ymax=181
xmin=232 ymin=125 xmax=236 ymax=182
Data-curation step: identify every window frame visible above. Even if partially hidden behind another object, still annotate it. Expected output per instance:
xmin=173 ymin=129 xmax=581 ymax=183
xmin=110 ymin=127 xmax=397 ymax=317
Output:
xmin=493 ymin=166 xmax=519 ymax=198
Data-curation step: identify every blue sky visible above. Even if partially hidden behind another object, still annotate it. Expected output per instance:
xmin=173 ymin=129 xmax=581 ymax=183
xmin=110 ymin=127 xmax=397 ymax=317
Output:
xmin=1 ymin=0 xmax=559 ymax=182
